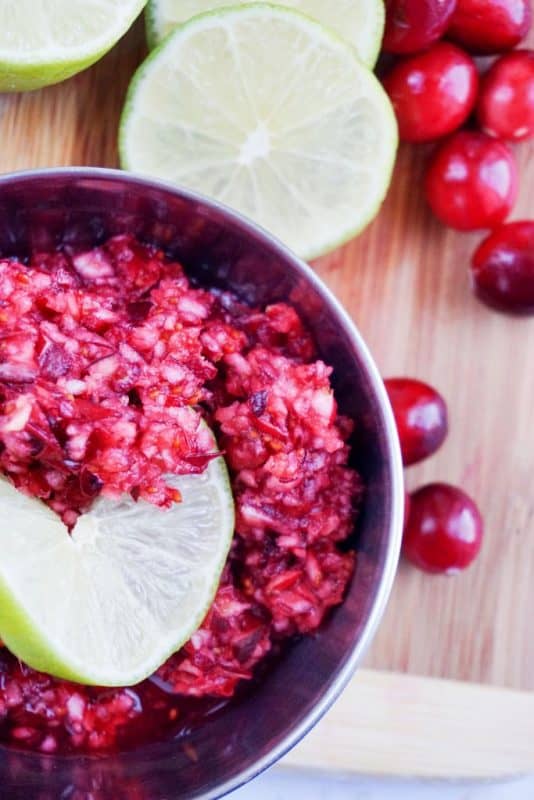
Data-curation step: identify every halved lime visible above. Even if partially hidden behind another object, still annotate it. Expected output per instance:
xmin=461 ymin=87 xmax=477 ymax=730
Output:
xmin=0 ymin=0 xmax=147 ymax=92
xmin=120 ymin=5 xmax=398 ymax=261
xmin=0 ymin=454 xmax=234 ymax=687
xmin=146 ymin=0 xmax=385 ymax=67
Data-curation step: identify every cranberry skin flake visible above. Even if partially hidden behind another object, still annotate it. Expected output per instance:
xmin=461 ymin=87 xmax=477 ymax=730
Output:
xmin=383 ymin=42 xmax=478 ymax=143
xmin=448 ymin=0 xmax=531 ymax=54
xmin=477 ymin=50 xmax=534 ymax=141
xmin=424 ymin=131 xmax=518 ymax=231
xmin=471 ymin=221 xmax=534 ymax=313
xmin=385 ymin=377 xmax=448 ymax=466
xmin=404 ymin=483 xmax=483 ymax=574
xmin=383 ymin=0 xmax=457 ymax=54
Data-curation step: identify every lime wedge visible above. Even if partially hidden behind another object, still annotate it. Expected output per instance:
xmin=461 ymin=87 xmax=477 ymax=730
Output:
xmin=0 ymin=454 xmax=234 ymax=687
xmin=0 ymin=0 xmax=147 ymax=91
xmin=146 ymin=0 xmax=385 ymax=67
xmin=120 ymin=5 xmax=397 ymax=261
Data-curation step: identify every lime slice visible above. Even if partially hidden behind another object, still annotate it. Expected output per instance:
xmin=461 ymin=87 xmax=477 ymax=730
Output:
xmin=120 ymin=5 xmax=397 ymax=261
xmin=146 ymin=0 xmax=385 ymax=67
xmin=0 ymin=0 xmax=147 ymax=92
xmin=0 ymin=455 xmax=234 ymax=687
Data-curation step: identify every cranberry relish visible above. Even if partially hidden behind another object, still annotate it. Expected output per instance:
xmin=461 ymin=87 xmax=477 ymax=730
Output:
xmin=0 ymin=235 xmax=362 ymax=754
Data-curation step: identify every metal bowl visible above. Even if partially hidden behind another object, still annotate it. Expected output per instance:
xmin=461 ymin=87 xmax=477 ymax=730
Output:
xmin=0 ymin=168 xmax=403 ymax=800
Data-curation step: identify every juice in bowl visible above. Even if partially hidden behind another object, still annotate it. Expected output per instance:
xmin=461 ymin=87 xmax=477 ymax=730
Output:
xmin=0 ymin=169 xmax=403 ymax=800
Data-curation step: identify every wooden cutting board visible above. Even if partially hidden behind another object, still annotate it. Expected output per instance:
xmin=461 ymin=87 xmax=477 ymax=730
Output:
xmin=285 ymin=668 xmax=534 ymax=778
xmin=0 ymin=14 xmax=533 ymax=773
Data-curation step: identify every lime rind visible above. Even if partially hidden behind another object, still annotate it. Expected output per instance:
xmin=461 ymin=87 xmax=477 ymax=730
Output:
xmin=0 ymin=52 xmax=113 ymax=93
xmin=120 ymin=4 xmax=398 ymax=262
xmin=145 ymin=0 xmax=161 ymax=50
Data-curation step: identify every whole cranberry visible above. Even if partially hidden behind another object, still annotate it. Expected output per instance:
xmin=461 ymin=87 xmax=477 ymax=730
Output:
xmin=404 ymin=484 xmax=483 ymax=573
xmin=471 ymin=221 xmax=534 ymax=313
xmin=403 ymin=490 xmax=412 ymax=532
xmin=385 ymin=378 xmax=448 ymax=466
xmin=448 ymin=0 xmax=531 ymax=53
xmin=477 ymin=50 xmax=534 ymax=141
xmin=383 ymin=43 xmax=478 ymax=143
xmin=383 ymin=0 xmax=457 ymax=54
xmin=424 ymin=131 xmax=518 ymax=231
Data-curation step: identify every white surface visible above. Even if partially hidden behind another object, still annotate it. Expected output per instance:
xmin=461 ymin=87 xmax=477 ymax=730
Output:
xmin=231 ymin=768 xmax=534 ymax=799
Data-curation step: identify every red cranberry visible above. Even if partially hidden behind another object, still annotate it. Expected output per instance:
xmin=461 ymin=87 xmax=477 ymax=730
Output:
xmin=404 ymin=484 xmax=483 ymax=573
xmin=385 ymin=378 xmax=448 ymax=466
xmin=424 ymin=131 xmax=518 ymax=231
xmin=471 ymin=221 xmax=534 ymax=313
xmin=477 ymin=50 xmax=534 ymax=141
xmin=383 ymin=0 xmax=457 ymax=54
xmin=383 ymin=43 xmax=478 ymax=143
xmin=403 ymin=490 xmax=412 ymax=532
xmin=448 ymin=0 xmax=531 ymax=53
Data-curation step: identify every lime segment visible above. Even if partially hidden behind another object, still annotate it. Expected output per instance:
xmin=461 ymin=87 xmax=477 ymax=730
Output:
xmin=0 ymin=453 xmax=234 ymax=687
xmin=146 ymin=0 xmax=385 ymax=67
xmin=120 ymin=5 xmax=398 ymax=261
xmin=0 ymin=0 xmax=147 ymax=91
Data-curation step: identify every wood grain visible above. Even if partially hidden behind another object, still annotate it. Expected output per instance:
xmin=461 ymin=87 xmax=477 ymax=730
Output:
xmin=0 ymin=21 xmax=146 ymax=171
xmin=284 ymin=668 xmax=534 ymax=778
xmin=316 ymin=128 xmax=534 ymax=693
xmin=0 ymin=19 xmax=532 ymax=692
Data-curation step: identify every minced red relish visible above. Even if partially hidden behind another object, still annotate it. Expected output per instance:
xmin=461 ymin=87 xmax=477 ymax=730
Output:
xmin=0 ymin=235 xmax=362 ymax=754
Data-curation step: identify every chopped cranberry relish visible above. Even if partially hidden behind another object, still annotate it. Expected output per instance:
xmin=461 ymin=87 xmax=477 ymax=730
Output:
xmin=0 ymin=235 xmax=362 ymax=753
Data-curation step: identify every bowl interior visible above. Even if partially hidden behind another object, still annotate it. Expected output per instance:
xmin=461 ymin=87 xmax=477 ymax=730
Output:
xmin=0 ymin=170 xmax=401 ymax=800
